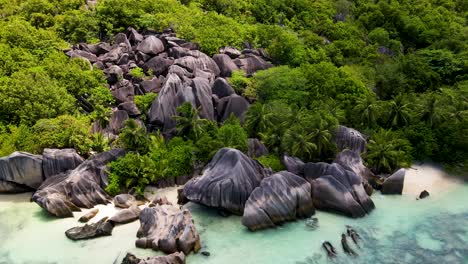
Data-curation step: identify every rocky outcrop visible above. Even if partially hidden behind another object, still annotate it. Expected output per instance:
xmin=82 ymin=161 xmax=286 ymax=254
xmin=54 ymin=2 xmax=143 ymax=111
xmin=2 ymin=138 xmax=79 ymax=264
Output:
xmin=247 ymin=138 xmax=268 ymax=158
xmin=233 ymin=55 xmax=272 ymax=76
xmin=109 ymin=205 xmax=141 ymax=224
xmin=242 ymin=171 xmax=315 ymax=231
xmin=334 ymin=150 xmax=374 ymax=181
xmin=122 ymin=252 xmax=185 ymax=264
xmin=108 ymin=110 xmax=129 ymax=134
xmin=32 ymin=149 xmax=126 ymax=217
xmin=0 ymin=152 xmax=44 ymax=191
xmin=135 ymin=205 xmax=200 ymax=255
xmin=65 ymin=217 xmax=114 ymax=240
xmin=335 ymin=126 xmax=367 ymax=154
xmin=212 ymin=54 xmax=239 ymax=77
xmin=282 ymin=155 xmax=305 ymax=176
xmin=304 ymin=162 xmax=375 ymax=218
xmin=42 ymin=148 xmax=84 ymax=179
xmin=211 ymin=78 xmax=235 ymax=98
xmin=216 ymin=94 xmax=250 ymax=123
xmin=183 ymin=148 xmax=269 ymax=215
xmin=113 ymin=194 xmax=137 ymax=208
xmin=381 ymin=168 xmax=405 ymax=195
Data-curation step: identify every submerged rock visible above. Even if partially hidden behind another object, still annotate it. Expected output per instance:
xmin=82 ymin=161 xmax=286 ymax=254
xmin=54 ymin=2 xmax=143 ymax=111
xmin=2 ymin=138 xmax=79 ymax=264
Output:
xmin=304 ymin=162 xmax=375 ymax=218
xmin=32 ymin=149 xmax=126 ymax=217
xmin=109 ymin=205 xmax=141 ymax=224
xmin=335 ymin=126 xmax=367 ymax=154
xmin=242 ymin=171 xmax=315 ymax=231
xmin=65 ymin=217 xmax=114 ymax=240
xmin=121 ymin=252 xmax=185 ymax=264
xmin=79 ymin=208 xmax=99 ymax=223
xmin=183 ymin=148 xmax=269 ymax=215
xmin=381 ymin=169 xmax=405 ymax=195
xmin=42 ymin=148 xmax=84 ymax=179
xmin=419 ymin=190 xmax=430 ymax=199
xmin=0 ymin=152 xmax=44 ymax=191
xmin=135 ymin=205 xmax=201 ymax=255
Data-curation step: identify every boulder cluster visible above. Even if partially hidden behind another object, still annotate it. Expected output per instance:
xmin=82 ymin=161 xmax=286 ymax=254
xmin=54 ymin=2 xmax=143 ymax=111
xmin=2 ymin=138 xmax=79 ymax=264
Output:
xmin=66 ymin=28 xmax=272 ymax=136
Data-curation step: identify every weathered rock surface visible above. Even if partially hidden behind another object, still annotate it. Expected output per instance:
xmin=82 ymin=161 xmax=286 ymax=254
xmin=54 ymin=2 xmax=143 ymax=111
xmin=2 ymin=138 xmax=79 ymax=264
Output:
xmin=304 ymin=162 xmax=375 ymax=218
xmin=108 ymin=110 xmax=129 ymax=134
xmin=211 ymin=78 xmax=235 ymax=98
xmin=282 ymin=155 xmax=305 ymax=176
xmin=381 ymin=168 xmax=405 ymax=195
xmin=0 ymin=152 xmax=44 ymax=190
xmin=174 ymin=51 xmax=220 ymax=76
xmin=212 ymin=54 xmax=239 ymax=77
xmin=0 ymin=180 xmax=30 ymax=193
xmin=143 ymin=56 xmax=174 ymax=76
xmin=137 ymin=36 xmax=165 ymax=55
xmin=113 ymin=193 xmax=136 ymax=208
xmin=122 ymin=252 xmax=185 ymax=264
xmin=216 ymin=94 xmax=250 ymax=123
xmin=335 ymin=126 xmax=367 ymax=154
xmin=247 ymin=138 xmax=268 ymax=158
xmin=79 ymin=208 xmax=99 ymax=223
xmin=109 ymin=205 xmax=141 ymax=224
xmin=183 ymin=148 xmax=269 ymax=214
xmin=242 ymin=171 xmax=315 ymax=231
xmin=334 ymin=150 xmax=374 ymax=181
xmin=32 ymin=149 xmax=126 ymax=217
xmin=135 ymin=205 xmax=200 ymax=255
xmin=233 ymin=55 xmax=272 ymax=76
xmin=65 ymin=217 xmax=114 ymax=240
xmin=42 ymin=148 xmax=84 ymax=179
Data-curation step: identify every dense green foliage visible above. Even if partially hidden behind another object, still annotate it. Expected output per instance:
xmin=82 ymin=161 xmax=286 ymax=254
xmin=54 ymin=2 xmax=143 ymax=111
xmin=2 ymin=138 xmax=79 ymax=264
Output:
xmin=0 ymin=0 xmax=466 ymax=194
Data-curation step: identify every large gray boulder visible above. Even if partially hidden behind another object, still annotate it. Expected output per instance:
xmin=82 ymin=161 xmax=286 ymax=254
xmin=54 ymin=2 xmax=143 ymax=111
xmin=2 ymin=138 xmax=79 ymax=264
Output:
xmin=142 ymin=56 xmax=173 ymax=76
xmin=108 ymin=110 xmax=129 ymax=135
xmin=334 ymin=150 xmax=375 ymax=181
xmin=113 ymin=193 xmax=137 ymax=208
xmin=66 ymin=50 xmax=98 ymax=63
xmin=136 ymin=36 xmax=165 ymax=55
xmin=335 ymin=126 xmax=367 ymax=154
xmin=282 ymin=155 xmax=305 ymax=176
xmin=42 ymin=149 xmax=84 ymax=179
xmin=148 ymin=74 xmax=215 ymax=132
xmin=183 ymin=148 xmax=269 ymax=215
xmin=0 ymin=152 xmax=44 ymax=191
xmin=65 ymin=217 xmax=114 ymax=240
xmin=211 ymin=78 xmax=235 ymax=98
xmin=111 ymin=79 xmax=134 ymax=104
xmin=32 ymin=149 xmax=126 ymax=217
xmin=122 ymin=252 xmax=185 ymax=264
xmin=135 ymin=205 xmax=201 ymax=255
xmin=242 ymin=171 xmax=315 ymax=231
xmin=216 ymin=94 xmax=250 ymax=123
xmin=212 ymin=54 xmax=239 ymax=77
xmin=233 ymin=55 xmax=272 ymax=76
xmin=174 ymin=51 xmax=220 ymax=76
xmin=109 ymin=205 xmax=141 ymax=224
xmin=381 ymin=168 xmax=405 ymax=195
xmin=304 ymin=162 xmax=375 ymax=218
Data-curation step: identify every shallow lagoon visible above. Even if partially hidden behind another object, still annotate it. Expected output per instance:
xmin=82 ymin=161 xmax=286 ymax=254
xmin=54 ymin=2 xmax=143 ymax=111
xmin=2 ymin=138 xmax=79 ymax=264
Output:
xmin=0 ymin=165 xmax=467 ymax=264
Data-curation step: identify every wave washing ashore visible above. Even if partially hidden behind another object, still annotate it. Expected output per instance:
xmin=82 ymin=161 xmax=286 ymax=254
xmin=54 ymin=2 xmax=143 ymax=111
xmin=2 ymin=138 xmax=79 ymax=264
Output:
xmin=0 ymin=164 xmax=467 ymax=264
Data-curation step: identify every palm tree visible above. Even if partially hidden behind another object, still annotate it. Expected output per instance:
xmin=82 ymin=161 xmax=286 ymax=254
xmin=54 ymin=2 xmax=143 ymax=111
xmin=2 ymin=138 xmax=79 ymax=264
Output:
xmin=281 ymin=125 xmax=318 ymax=161
xmin=419 ymin=94 xmax=446 ymax=128
xmin=119 ymin=119 xmax=149 ymax=153
xmin=174 ymin=102 xmax=208 ymax=140
xmin=353 ymin=95 xmax=381 ymax=129
xmin=387 ymin=95 xmax=411 ymax=128
xmin=310 ymin=126 xmax=333 ymax=159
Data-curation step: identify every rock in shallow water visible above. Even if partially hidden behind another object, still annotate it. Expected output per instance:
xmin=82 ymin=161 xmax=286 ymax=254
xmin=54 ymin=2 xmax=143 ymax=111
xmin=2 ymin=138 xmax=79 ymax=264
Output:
xmin=135 ymin=205 xmax=201 ymax=255
xmin=121 ymin=252 xmax=186 ymax=264
xmin=183 ymin=148 xmax=269 ymax=215
xmin=32 ymin=149 xmax=126 ymax=217
xmin=381 ymin=168 xmax=405 ymax=195
xmin=242 ymin=171 xmax=315 ymax=231
xmin=65 ymin=217 xmax=114 ymax=240
xmin=304 ymin=162 xmax=375 ymax=218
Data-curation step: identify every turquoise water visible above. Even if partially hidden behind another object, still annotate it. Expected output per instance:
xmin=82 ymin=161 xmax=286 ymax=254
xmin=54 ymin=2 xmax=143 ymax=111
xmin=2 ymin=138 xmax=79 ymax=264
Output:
xmin=1 ymin=168 xmax=467 ymax=264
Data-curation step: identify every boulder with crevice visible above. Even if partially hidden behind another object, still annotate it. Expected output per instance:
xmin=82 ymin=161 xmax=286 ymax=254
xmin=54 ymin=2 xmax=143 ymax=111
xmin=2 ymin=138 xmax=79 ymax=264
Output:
xmin=142 ymin=56 xmax=174 ymax=76
xmin=216 ymin=94 xmax=250 ymax=123
xmin=242 ymin=171 xmax=315 ymax=231
xmin=108 ymin=110 xmax=129 ymax=135
xmin=32 ymin=149 xmax=126 ymax=217
xmin=135 ymin=205 xmax=201 ymax=255
xmin=42 ymin=148 xmax=84 ymax=179
xmin=183 ymin=148 xmax=269 ymax=215
xmin=304 ymin=162 xmax=375 ymax=218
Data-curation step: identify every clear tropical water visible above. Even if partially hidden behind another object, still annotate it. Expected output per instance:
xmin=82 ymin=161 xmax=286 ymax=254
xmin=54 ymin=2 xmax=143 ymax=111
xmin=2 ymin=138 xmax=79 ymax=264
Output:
xmin=1 ymin=166 xmax=467 ymax=264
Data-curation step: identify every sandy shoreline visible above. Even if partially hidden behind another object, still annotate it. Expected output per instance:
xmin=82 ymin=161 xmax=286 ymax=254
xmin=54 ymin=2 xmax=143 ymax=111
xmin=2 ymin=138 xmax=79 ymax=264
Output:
xmin=403 ymin=163 xmax=463 ymax=197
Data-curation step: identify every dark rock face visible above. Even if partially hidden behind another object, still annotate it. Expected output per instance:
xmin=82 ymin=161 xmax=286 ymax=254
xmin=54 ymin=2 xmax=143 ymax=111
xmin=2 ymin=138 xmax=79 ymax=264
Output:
xmin=118 ymin=102 xmax=141 ymax=117
xmin=247 ymin=138 xmax=268 ymax=158
xmin=381 ymin=168 xmax=405 ymax=195
xmin=334 ymin=150 xmax=375 ymax=181
xmin=111 ymin=79 xmax=134 ymax=104
xmin=419 ymin=190 xmax=430 ymax=199
xmin=135 ymin=205 xmax=201 ymax=255
xmin=113 ymin=194 xmax=137 ymax=208
xmin=122 ymin=252 xmax=186 ymax=264
xmin=242 ymin=171 xmax=315 ymax=231
xmin=137 ymin=36 xmax=165 ymax=55
xmin=335 ymin=126 xmax=367 ymax=154
xmin=233 ymin=55 xmax=272 ymax=76
xmin=42 ymin=149 xmax=84 ymax=179
xmin=212 ymin=54 xmax=239 ymax=77
xmin=304 ymin=162 xmax=375 ymax=218
xmin=108 ymin=110 xmax=129 ymax=134
xmin=142 ymin=56 xmax=174 ymax=76
xmin=0 ymin=180 xmax=30 ymax=193
xmin=220 ymin=46 xmax=241 ymax=59
xmin=216 ymin=94 xmax=250 ymax=123
xmin=211 ymin=78 xmax=235 ymax=98
xmin=109 ymin=205 xmax=141 ymax=224
xmin=141 ymin=77 xmax=163 ymax=93
xmin=183 ymin=148 xmax=269 ymax=215
xmin=65 ymin=217 xmax=114 ymax=240
xmin=282 ymin=155 xmax=305 ymax=176
xmin=32 ymin=149 xmax=126 ymax=217
xmin=0 ymin=152 xmax=44 ymax=190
